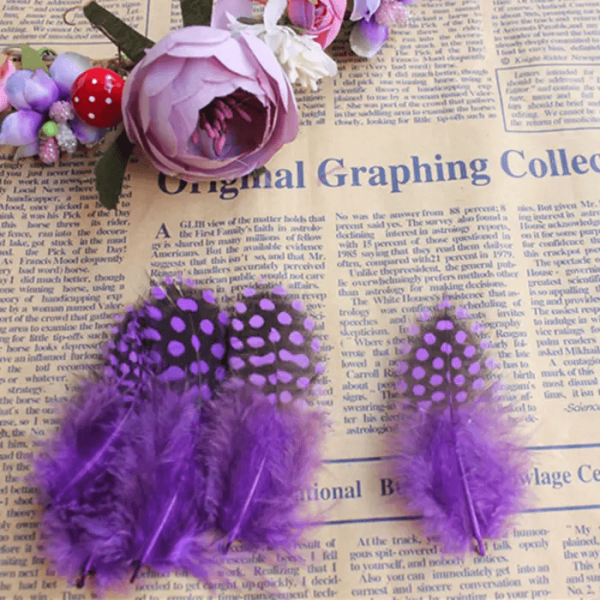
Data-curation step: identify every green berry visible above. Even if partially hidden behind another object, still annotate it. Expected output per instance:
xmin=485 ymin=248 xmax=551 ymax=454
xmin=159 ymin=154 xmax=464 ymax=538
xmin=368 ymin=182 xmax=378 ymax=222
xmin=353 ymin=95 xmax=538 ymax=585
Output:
xmin=42 ymin=121 xmax=59 ymax=137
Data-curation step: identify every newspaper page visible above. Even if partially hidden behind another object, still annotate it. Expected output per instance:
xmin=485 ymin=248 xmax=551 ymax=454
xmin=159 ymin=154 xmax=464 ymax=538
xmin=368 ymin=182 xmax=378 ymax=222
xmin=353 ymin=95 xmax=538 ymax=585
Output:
xmin=1 ymin=0 xmax=600 ymax=598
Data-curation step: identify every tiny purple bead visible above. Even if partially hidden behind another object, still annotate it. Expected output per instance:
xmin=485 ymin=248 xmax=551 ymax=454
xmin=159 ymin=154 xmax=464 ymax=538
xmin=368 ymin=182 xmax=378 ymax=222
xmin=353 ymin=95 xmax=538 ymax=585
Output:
xmin=190 ymin=362 xmax=199 ymax=375
xmin=311 ymin=338 xmax=320 ymax=352
xmin=218 ymin=311 xmax=230 ymax=325
xmin=436 ymin=319 xmax=454 ymax=331
xmin=456 ymin=390 xmax=468 ymax=402
xmin=159 ymin=365 xmax=186 ymax=381
xmin=260 ymin=298 xmax=276 ymax=311
xmin=142 ymin=328 xmax=161 ymax=341
xmin=397 ymin=380 xmax=408 ymax=393
xmin=268 ymin=373 xmax=278 ymax=385
xmin=315 ymin=361 xmax=325 ymax=375
xmin=451 ymin=356 xmax=462 ymax=369
xmin=397 ymin=361 xmax=408 ymax=374
xmin=177 ymin=298 xmax=198 ymax=312
xmin=235 ymin=301 xmax=247 ymax=314
xmin=408 ymin=323 xmax=419 ymax=335
xmin=269 ymin=328 xmax=281 ymax=343
xmin=242 ymin=287 xmax=256 ymax=297
xmin=129 ymin=351 xmax=138 ymax=363
xmin=215 ymin=366 xmax=227 ymax=380
xmin=199 ymin=360 xmax=209 ymax=374
xmin=432 ymin=391 xmax=446 ymax=402
xmin=249 ymin=352 xmax=276 ymax=367
xmin=304 ymin=317 xmax=315 ymax=331
xmin=272 ymin=285 xmax=287 ymax=295
xmin=432 ymin=357 xmax=444 ymax=370
xmin=120 ymin=363 xmax=130 ymax=375
xmin=441 ymin=342 xmax=453 ymax=355
xmin=232 ymin=318 xmax=244 ymax=332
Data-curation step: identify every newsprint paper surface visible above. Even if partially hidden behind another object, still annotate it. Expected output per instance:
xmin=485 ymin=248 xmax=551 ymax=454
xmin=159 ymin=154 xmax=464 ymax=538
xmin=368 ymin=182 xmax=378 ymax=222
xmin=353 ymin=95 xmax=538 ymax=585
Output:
xmin=1 ymin=0 xmax=600 ymax=599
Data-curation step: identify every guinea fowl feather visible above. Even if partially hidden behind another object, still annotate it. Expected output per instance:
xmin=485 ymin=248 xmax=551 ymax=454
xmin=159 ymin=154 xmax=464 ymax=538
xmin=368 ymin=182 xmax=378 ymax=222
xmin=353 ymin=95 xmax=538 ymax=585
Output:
xmin=393 ymin=299 xmax=528 ymax=554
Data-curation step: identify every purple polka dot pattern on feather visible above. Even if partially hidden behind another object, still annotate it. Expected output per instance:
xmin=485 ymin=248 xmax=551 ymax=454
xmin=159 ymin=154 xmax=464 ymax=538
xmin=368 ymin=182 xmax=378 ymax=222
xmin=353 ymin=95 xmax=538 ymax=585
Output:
xmin=395 ymin=298 xmax=498 ymax=413
xmin=170 ymin=316 xmax=186 ymax=333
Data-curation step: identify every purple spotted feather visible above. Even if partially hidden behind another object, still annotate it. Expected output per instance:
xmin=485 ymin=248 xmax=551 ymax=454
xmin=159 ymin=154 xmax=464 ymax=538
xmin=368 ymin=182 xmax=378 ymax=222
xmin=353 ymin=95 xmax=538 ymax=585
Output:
xmin=206 ymin=286 xmax=326 ymax=550
xmin=393 ymin=299 xmax=528 ymax=555
xmin=105 ymin=276 xmax=229 ymax=392
xmin=226 ymin=285 xmax=324 ymax=405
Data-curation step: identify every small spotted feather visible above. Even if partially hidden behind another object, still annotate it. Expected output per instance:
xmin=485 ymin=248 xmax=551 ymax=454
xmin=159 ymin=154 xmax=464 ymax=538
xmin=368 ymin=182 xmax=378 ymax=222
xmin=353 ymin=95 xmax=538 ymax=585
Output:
xmin=397 ymin=299 xmax=495 ymax=413
xmin=226 ymin=286 xmax=323 ymax=405
xmin=105 ymin=279 xmax=228 ymax=390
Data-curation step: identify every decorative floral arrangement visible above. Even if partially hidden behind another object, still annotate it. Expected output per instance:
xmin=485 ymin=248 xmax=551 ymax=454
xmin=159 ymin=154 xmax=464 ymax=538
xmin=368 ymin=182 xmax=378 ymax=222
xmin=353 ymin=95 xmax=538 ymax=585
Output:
xmin=0 ymin=0 xmax=419 ymax=209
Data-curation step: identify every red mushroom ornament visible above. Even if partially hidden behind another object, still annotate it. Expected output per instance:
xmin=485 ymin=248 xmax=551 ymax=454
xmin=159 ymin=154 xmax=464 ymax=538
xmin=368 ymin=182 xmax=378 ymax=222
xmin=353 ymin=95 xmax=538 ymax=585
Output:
xmin=70 ymin=67 xmax=124 ymax=128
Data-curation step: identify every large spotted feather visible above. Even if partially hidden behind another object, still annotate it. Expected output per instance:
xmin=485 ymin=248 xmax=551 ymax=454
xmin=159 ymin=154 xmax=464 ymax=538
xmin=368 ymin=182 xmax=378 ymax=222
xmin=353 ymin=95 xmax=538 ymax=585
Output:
xmin=104 ymin=278 xmax=229 ymax=391
xmin=226 ymin=286 xmax=323 ymax=405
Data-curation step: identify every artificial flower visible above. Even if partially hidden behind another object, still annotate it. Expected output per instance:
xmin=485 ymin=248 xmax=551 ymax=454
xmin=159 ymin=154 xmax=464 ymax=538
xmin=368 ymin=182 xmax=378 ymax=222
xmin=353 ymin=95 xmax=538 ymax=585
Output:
xmin=49 ymin=52 xmax=93 ymax=98
xmin=6 ymin=69 xmax=59 ymax=112
xmin=0 ymin=57 xmax=16 ymax=112
xmin=0 ymin=110 xmax=44 ymax=146
xmin=350 ymin=0 xmax=413 ymax=57
xmin=232 ymin=0 xmax=337 ymax=90
xmin=121 ymin=25 xmax=299 ymax=181
xmin=287 ymin=0 xmax=346 ymax=49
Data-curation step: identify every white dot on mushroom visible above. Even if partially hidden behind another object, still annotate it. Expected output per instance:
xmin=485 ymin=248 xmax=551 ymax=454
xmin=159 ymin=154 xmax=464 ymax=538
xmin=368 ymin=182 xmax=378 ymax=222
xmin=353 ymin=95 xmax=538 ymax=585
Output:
xmin=91 ymin=79 xmax=98 ymax=84
xmin=105 ymin=98 xmax=112 ymax=105
xmin=89 ymin=96 xmax=96 ymax=102
xmin=74 ymin=97 xmax=79 ymax=103
xmin=88 ymin=113 xmax=95 ymax=119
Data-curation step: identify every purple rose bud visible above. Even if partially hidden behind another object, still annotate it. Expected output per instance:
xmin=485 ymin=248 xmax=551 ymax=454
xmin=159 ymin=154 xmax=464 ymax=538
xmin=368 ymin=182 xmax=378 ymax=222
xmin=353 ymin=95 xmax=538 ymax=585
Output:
xmin=349 ymin=17 xmax=389 ymax=58
xmin=5 ymin=70 xmax=33 ymax=110
xmin=350 ymin=0 xmax=381 ymax=21
xmin=70 ymin=115 xmax=105 ymax=144
xmin=0 ymin=110 xmax=44 ymax=146
xmin=23 ymin=69 xmax=60 ymax=112
xmin=49 ymin=52 xmax=93 ymax=98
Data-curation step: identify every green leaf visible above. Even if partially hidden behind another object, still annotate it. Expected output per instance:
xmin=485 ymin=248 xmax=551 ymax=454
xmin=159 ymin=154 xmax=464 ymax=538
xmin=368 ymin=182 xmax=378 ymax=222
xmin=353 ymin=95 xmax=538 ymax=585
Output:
xmin=180 ymin=0 xmax=213 ymax=27
xmin=20 ymin=45 xmax=48 ymax=73
xmin=83 ymin=2 xmax=154 ymax=64
xmin=94 ymin=130 xmax=135 ymax=210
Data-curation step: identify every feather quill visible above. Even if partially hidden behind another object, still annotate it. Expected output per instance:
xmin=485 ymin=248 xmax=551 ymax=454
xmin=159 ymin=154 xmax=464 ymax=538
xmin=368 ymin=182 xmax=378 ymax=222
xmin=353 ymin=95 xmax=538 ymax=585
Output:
xmin=130 ymin=384 xmax=211 ymax=580
xmin=393 ymin=298 xmax=528 ymax=554
xmin=206 ymin=285 xmax=325 ymax=550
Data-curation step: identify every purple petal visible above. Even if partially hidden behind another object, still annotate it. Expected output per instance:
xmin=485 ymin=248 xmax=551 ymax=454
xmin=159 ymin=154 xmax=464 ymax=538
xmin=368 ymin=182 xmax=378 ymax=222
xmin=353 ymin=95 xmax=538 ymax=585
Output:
xmin=70 ymin=115 xmax=106 ymax=144
xmin=49 ymin=52 xmax=93 ymax=98
xmin=5 ymin=70 xmax=33 ymax=110
xmin=14 ymin=141 xmax=39 ymax=159
xmin=24 ymin=69 xmax=59 ymax=112
xmin=0 ymin=110 xmax=44 ymax=146
xmin=350 ymin=0 xmax=381 ymax=21
xmin=349 ymin=18 xmax=389 ymax=58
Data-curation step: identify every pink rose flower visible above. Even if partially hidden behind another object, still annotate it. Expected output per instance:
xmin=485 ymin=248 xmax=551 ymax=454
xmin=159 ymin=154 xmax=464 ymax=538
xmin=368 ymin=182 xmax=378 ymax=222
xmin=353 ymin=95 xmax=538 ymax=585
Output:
xmin=122 ymin=26 xmax=299 ymax=182
xmin=0 ymin=57 xmax=16 ymax=112
xmin=288 ymin=0 xmax=346 ymax=49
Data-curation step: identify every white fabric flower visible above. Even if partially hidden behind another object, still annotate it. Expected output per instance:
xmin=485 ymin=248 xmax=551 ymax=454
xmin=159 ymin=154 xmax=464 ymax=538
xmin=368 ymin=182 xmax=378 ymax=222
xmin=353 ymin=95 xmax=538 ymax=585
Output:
xmin=230 ymin=0 xmax=337 ymax=91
